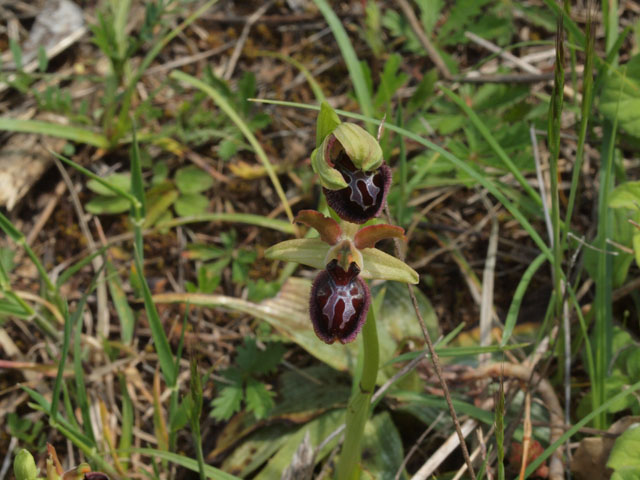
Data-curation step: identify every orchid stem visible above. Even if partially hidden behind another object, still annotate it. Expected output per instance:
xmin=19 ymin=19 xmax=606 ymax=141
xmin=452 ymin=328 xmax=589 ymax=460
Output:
xmin=336 ymin=302 xmax=379 ymax=480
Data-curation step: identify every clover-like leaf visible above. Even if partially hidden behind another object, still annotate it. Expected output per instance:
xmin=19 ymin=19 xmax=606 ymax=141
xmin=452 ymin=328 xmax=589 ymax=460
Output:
xmin=265 ymin=238 xmax=329 ymax=270
xmin=360 ymin=248 xmax=419 ymax=284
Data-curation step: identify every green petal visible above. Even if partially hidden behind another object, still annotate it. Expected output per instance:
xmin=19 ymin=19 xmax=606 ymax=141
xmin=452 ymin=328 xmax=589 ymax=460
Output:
xmin=311 ymin=146 xmax=348 ymax=190
xmin=265 ymin=238 xmax=330 ymax=269
xmin=332 ymin=123 xmax=383 ymax=171
xmin=360 ymin=248 xmax=419 ymax=284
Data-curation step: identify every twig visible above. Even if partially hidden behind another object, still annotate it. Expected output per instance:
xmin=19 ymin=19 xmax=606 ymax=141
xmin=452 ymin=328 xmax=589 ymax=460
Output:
xmin=531 ymin=125 xmax=554 ymax=247
xmin=223 ymin=1 xmax=274 ymax=80
xmin=396 ymin=0 xmax=452 ymax=79
xmin=25 ymin=181 xmax=66 ymax=246
xmin=479 ymin=195 xmax=499 ymax=365
xmin=519 ymin=391 xmax=532 ymax=479
xmin=385 ymin=205 xmax=476 ymax=480
xmin=410 ymin=419 xmax=478 ymax=480
xmin=465 ymin=31 xmax=541 ymax=74
xmin=53 ymin=157 xmax=109 ymax=339
xmin=395 ymin=412 xmax=445 ymax=480
xmin=0 ymin=436 xmax=17 ymax=480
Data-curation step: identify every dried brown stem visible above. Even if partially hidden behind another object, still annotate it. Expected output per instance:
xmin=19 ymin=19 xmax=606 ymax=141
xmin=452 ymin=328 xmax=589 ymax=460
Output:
xmin=384 ymin=206 xmax=476 ymax=480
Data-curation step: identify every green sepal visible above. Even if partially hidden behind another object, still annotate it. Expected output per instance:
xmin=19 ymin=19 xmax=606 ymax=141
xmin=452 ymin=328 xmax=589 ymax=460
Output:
xmin=311 ymin=145 xmax=348 ymax=190
xmin=316 ymin=101 xmax=341 ymax=148
xmin=332 ymin=123 xmax=383 ymax=171
xmin=360 ymin=248 xmax=419 ymax=284
xmin=265 ymin=238 xmax=330 ymax=270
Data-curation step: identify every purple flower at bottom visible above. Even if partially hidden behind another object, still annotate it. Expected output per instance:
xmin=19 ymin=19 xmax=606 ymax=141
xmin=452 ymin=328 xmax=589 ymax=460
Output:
xmin=323 ymin=153 xmax=392 ymax=224
xmin=309 ymin=259 xmax=371 ymax=344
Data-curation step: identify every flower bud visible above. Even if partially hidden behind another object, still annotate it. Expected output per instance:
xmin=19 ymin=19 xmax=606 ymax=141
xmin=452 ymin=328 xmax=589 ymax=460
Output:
xmin=14 ymin=449 xmax=38 ymax=480
xmin=309 ymin=260 xmax=370 ymax=344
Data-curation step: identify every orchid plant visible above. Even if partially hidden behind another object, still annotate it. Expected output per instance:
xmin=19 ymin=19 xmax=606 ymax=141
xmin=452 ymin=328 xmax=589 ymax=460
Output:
xmin=266 ymin=102 xmax=418 ymax=479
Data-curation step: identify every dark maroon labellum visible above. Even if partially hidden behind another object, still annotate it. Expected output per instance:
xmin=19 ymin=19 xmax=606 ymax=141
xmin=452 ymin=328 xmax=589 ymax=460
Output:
xmin=323 ymin=155 xmax=391 ymax=224
xmin=309 ymin=259 xmax=371 ymax=344
xmin=84 ymin=474 xmax=110 ymax=480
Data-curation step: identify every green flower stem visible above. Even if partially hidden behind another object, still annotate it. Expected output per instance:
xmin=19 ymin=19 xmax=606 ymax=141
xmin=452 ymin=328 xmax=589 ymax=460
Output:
xmin=336 ymin=304 xmax=379 ymax=480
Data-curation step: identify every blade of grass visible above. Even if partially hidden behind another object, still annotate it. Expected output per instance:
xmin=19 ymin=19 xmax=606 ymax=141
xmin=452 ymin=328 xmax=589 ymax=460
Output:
xmin=106 ymin=261 xmax=136 ymax=345
xmin=312 ymin=0 xmax=375 ymax=132
xmin=547 ymin=19 xmax=566 ymax=390
xmin=50 ymin=263 xmax=104 ymax=423
xmin=189 ymin=357 xmax=206 ymax=480
xmin=388 ymin=343 xmax=529 ymax=366
xmin=0 ymin=118 xmax=109 ymax=148
xmin=0 ymin=212 xmax=56 ymax=293
xmin=593 ymin=122 xmax=617 ymax=429
xmin=133 ymin=448 xmax=241 ymax=480
xmin=440 ymin=86 xmax=542 ymax=207
xmin=170 ymin=70 xmax=295 ymax=224
xmin=74 ymin=297 xmax=96 ymax=445
xmin=129 ymin=127 xmax=177 ymax=388
xmin=156 ymin=212 xmax=295 ymax=234
xmin=501 ymin=253 xmax=546 ymax=346
xmin=118 ymin=374 xmax=134 ymax=471
xmin=563 ymin=9 xmax=595 ymax=244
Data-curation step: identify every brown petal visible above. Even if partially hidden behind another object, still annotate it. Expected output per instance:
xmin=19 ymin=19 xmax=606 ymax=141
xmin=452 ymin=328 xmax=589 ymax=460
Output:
xmin=353 ymin=224 xmax=406 ymax=249
xmin=295 ymin=210 xmax=342 ymax=245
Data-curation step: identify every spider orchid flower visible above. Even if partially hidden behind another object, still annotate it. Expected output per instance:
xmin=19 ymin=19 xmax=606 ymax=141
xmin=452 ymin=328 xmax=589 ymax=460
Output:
xmin=266 ymin=210 xmax=418 ymax=344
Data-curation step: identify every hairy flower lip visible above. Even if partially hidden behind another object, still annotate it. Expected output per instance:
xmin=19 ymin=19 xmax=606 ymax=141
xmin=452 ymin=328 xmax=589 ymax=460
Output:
xmin=323 ymin=163 xmax=391 ymax=224
xmin=309 ymin=260 xmax=371 ymax=344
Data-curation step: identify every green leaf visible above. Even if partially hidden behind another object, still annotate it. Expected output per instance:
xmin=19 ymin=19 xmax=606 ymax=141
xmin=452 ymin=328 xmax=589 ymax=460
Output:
xmin=0 ymin=118 xmax=109 ymax=148
xmin=600 ymin=54 xmax=640 ymax=137
xmin=608 ymin=425 xmax=640 ymax=471
xmin=211 ymin=384 xmax=243 ymax=421
xmin=87 ymin=173 xmax=131 ymax=196
xmin=9 ymin=38 xmax=22 ymax=70
xmin=610 ymin=181 xmax=640 ymax=210
xmin=316 ymin=101 xmax=341 ymax=148
xmin=245 ymin=378 xmax=274 ymax=420
xmin=235 ymin=338 xmax=285 ymax=375
xmin=361 ymin=412 xmax=405 ymax=479
xmin=374 ymin=53 xmax=409 ymax=109
xmin=174 ymin=193 xmax=209 ymax=216
xmin=175 ymin=166 xmax=214 ymax=194
xmin=133 ymin=448 xmax=241 ymax=480
xmin=85 ymin=195 xmax=131 ymax=214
